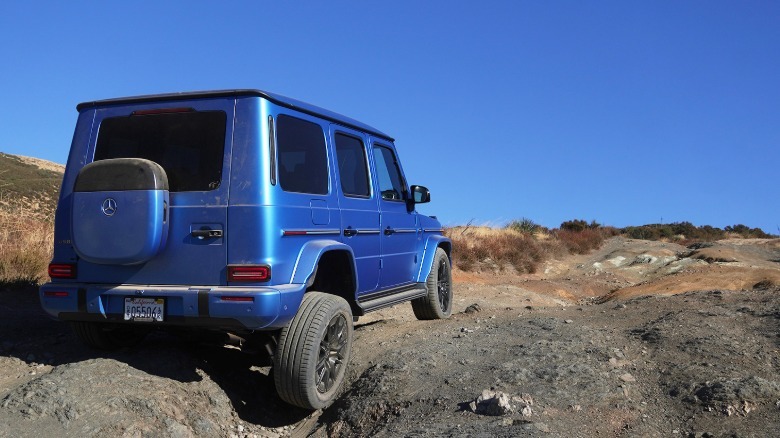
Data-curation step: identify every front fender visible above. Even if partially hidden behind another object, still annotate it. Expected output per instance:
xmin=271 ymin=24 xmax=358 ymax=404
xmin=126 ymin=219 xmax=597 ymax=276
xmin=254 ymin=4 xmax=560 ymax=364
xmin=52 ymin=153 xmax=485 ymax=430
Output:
xmin=416 ymin=235 xmax=452 ymax=282
xmin=290 ymin=239 xmax=357 ymax=286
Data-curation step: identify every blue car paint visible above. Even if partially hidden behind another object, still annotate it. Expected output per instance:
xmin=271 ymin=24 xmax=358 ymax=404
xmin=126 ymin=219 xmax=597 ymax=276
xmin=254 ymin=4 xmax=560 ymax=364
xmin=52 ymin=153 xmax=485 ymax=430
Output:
xmin=71 ymin=189 xmax=169 ymax=265
xmin=41 ymin=90 xmax=450 ymax=332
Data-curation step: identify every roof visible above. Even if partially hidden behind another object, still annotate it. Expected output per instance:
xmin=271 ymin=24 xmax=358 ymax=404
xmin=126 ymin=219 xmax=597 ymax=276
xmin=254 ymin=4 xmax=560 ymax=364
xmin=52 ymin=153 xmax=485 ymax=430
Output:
xmin=76 ymin=89 xmax=394 ymax=141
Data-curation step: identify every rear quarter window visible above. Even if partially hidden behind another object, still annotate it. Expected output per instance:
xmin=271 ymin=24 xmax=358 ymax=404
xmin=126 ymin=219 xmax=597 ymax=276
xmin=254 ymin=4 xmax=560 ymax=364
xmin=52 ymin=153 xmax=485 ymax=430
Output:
xmin=94 ymin=111 xmax=227 ymax=192
xmin=276 ymin=115 xmax=329 ymax=195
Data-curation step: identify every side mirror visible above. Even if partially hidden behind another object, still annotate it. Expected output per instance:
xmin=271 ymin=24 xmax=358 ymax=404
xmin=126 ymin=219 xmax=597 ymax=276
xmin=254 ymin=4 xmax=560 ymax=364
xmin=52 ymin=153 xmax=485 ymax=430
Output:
xmin=410 ymin=185 xmax=430 ymax=204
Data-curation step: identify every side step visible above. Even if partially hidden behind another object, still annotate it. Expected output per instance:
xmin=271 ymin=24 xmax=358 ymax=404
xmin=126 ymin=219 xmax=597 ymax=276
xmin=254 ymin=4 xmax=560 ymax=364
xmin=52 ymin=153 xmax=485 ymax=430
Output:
xmin=357 ymin=284 xmax=428 ymax=313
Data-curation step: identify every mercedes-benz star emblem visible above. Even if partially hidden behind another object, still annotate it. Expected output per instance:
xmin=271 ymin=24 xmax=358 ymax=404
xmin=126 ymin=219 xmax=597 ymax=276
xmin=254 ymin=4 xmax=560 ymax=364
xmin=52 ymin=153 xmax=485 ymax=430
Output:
xmin=101 ymin=198 xmax=117 ymax=216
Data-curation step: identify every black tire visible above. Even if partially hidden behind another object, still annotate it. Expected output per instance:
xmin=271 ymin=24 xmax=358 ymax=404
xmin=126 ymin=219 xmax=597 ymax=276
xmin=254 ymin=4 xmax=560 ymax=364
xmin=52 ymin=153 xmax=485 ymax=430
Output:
xmin=274 ymin=292 xmax=353 ymax=409
xmin=412 ymin=247 xmax=453 ymax=320
xmin=70 ymin=321 xmax=147 ymax=350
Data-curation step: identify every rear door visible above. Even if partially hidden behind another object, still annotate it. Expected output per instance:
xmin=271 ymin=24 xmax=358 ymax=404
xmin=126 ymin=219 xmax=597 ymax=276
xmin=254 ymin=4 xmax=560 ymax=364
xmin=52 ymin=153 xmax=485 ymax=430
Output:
xmin=77 ymin=98 xmax=235 ymax=286
xmin=331 ymin=126 xmax=381 ymax=294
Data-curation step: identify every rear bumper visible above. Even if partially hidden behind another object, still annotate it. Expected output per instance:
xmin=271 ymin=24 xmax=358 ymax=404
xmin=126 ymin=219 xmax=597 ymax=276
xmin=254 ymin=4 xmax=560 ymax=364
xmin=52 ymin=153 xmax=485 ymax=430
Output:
xmin=39 ymin=283 xmax=307 ymax=331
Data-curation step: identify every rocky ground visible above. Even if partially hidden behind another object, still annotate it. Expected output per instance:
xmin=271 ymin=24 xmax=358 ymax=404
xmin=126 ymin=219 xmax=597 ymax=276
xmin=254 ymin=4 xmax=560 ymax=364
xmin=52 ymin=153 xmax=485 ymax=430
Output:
xmin=1 ymin=237 xmax=779 ymax=437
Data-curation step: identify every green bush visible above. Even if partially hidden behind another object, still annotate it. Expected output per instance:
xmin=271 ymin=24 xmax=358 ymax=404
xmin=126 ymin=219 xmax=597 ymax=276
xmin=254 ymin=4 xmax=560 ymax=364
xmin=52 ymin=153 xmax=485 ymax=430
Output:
xmin=506 ymin=218 xmax=542 ymax=235
xmin=560 ymin=219 xmax=600 ymax=232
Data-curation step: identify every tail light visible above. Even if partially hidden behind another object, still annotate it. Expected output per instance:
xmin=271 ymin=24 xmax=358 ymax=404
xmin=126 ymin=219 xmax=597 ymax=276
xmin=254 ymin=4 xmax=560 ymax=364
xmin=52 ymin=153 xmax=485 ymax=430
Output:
xmin=48 ymin=263 xmax=77 ymax=279
xmin=131 ymin=107 xmax=194 ymax=115
xmin=227 ymin=265 xmax=270 ymax=282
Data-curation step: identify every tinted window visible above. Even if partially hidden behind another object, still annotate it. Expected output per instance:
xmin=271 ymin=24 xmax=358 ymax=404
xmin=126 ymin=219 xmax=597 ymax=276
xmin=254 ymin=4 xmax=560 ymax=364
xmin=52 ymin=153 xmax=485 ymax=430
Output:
xmin=95 ymin=111 xmax=227 ymax=192
xmin=335 ymin=133 xmax=370 ymax=197
xmin=372 ymin=145 xmax=406 ymax=201
xmin=277 ymin=115 xmax=328 ymax=195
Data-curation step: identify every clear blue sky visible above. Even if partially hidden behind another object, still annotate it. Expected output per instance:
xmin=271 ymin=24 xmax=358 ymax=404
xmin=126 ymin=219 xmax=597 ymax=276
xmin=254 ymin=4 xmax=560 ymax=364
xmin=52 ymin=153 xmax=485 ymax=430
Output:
xmin=1 ymin=1 xmax=778 ymax=233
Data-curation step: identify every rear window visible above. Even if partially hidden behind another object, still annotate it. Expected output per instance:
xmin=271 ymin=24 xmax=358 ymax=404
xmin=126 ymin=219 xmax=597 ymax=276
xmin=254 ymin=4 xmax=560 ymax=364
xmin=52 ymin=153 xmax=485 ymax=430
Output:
xmin=94 ymin=111 xmax=227 ymax=192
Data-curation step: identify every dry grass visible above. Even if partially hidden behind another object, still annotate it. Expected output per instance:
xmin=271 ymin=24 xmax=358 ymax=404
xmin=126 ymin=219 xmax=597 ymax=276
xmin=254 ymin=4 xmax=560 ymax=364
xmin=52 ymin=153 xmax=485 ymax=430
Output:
xmin=445 ymin=225 xmax=618 ymax=274
xmin=555 ymin=227 xmax=619 ymax=254
xmin=446 ymin=226 xmax=562 ymax=274
xmin=0 ymin=207 xmax=53 ymax=286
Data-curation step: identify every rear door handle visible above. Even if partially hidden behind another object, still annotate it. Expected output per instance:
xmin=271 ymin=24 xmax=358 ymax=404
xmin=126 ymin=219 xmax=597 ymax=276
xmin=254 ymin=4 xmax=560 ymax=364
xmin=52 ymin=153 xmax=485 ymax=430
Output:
xmin=384 ymin=227 xmax=395 ymax=236
xmin=344 ymin=227 xmax=357 ymax=237
xmin=192 ymin=229 xmax=223 ymax=239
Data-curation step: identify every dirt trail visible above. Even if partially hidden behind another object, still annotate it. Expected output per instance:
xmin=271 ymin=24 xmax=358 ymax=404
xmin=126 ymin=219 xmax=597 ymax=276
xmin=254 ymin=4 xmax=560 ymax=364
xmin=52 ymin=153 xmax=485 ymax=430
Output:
xmin=1 ymin=237 xmax=779 ymax=437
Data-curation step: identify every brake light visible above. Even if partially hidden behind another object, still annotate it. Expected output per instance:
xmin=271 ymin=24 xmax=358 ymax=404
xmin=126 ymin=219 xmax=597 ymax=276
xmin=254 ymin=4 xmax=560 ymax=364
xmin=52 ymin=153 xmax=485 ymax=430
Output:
xmin=227 ymin=265 xmax=270 ymax=282
xmin=48 ymin=263 xmax=77 ymax=279
xmin=131 ymin=107 xmax=194 ymax=115
xmin=44 ymin=291 xmax=70 ymax=297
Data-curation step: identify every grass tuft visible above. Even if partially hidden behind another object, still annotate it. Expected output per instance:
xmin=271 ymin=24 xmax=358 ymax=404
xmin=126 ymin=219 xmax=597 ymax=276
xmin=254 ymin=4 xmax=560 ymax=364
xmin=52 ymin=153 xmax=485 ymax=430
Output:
xmin=0 ymin=207 xmax=53 ymax=286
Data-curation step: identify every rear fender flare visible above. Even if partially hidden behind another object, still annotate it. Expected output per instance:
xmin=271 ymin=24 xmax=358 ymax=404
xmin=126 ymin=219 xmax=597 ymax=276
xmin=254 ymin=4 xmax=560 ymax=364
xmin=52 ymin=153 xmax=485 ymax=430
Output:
xmin=290 ymin=240 xmax=358 ymax=291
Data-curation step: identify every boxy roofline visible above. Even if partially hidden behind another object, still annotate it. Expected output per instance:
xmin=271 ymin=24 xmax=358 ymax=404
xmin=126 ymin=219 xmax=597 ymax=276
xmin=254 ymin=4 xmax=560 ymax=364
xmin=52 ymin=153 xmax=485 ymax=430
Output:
xmin=76 ymin=89 xmax=395 ymax=142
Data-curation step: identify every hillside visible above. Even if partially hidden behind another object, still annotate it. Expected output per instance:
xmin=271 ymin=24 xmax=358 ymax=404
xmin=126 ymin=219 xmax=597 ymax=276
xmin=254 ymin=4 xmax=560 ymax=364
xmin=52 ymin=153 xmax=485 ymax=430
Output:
xmin=0 ymin=153 xmax=63 ymax=219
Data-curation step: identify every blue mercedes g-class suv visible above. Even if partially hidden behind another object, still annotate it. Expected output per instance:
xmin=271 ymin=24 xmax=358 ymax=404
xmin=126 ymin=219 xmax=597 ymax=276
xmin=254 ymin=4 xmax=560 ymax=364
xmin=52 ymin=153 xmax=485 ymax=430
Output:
xmin=39 ymin=89 xmax=452 ymax=409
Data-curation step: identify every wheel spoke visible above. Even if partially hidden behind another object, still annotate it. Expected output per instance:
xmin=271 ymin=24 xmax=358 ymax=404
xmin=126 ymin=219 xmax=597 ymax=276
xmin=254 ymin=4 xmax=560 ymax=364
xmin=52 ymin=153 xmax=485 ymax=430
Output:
xmin=436 ymin=258 xmax=451 ymax=311
xmin=316 ymin=313 xmax=349 ymax=393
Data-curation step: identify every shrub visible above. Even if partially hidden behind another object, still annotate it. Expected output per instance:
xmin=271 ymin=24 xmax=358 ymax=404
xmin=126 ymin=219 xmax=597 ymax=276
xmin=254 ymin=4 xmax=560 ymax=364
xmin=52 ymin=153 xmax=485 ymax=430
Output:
xmin=560 ymin=219 xmax=588 ymax=232
xmin=505 ymin=217 xmax=542 ymax=235
xmin=555 ymin=228 xmax=606 ymax=255
xmin=560 ymin=219 xmax=601 ymax=232
xmin=446 ymin=227 xmax=546 ymax=273
xmin=616 ymin=222 xmax=767 ymax=243
xmin=725 ymin=224 xmax=773 ymax=239
xmin=445 ymin=219 xmax=606 ymax=274
xmin=0 ymin=208 xmax=53 ymax=286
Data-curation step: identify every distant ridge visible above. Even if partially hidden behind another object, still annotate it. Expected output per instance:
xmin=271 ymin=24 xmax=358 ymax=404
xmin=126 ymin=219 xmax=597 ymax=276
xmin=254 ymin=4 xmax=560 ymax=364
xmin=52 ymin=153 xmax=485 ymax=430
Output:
xmin=0 ymin=152 xmax=64 ymax=219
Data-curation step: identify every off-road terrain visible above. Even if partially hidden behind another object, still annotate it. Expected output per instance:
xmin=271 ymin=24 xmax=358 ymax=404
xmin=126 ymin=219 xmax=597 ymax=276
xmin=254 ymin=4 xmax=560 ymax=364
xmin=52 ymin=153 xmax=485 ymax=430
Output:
xmin=1 ymin=237 xmax=779 ymax=437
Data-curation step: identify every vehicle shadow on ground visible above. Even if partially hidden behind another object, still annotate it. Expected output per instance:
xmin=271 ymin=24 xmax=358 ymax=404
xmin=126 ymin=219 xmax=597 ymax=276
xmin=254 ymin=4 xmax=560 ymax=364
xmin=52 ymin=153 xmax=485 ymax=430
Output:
xmin=0 ymin=285 xmax=312 ymax=428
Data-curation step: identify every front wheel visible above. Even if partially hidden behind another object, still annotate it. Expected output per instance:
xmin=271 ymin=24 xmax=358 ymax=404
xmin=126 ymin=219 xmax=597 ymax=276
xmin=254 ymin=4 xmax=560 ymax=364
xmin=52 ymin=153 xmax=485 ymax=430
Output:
xmin=274 ymin=292 xmax=353 ymax=409
xmin=411 ymin=247 xmax=453 ymax=320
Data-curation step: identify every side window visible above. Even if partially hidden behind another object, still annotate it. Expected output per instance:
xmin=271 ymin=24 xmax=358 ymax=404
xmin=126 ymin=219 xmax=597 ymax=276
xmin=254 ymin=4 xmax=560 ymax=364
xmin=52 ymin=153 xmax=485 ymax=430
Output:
xmin=372 ymin=145 xmax=406 ymax=201
xmin=334 ymin=133 xmax=370 ymax=197
xmin=276 ymin=115 xmax=328 ymax=195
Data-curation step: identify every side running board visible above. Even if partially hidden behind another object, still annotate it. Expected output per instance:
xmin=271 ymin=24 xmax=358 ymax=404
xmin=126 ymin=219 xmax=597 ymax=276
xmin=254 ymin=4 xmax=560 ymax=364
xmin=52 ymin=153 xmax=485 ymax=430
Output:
xmin=357 ymin=284 xmax=428 ymax=313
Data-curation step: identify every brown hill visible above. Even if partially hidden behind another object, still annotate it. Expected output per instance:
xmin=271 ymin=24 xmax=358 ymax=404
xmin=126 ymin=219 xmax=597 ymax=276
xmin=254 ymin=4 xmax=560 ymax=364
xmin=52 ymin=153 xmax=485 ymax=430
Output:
xmin=0 ymin=152 xmax=64 ymax=219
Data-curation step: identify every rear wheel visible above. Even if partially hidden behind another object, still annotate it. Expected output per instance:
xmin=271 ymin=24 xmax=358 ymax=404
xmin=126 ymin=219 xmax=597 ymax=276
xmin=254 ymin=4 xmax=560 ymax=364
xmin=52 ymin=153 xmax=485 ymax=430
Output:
xmin=70 ymin=321 xmax=148 ymax=350
xmin=412 ymin=247 xmax=453 ymax=320
xmin=274 ymin=292 xmax=353 ymax=409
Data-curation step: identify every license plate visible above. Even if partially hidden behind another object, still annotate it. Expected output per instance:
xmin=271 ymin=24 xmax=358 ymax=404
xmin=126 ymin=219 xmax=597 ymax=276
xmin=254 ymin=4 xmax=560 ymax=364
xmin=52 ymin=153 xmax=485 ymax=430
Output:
xmin=124 ymin=297 xmax=164 ymax=322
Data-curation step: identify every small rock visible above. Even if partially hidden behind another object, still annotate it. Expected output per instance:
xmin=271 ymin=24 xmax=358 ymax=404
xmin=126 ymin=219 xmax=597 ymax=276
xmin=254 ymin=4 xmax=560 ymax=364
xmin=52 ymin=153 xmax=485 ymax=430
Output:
xmin=534 ymin=423 xmax=550 ymax=433
xmin=470 ymin=390 xmax=514 ymax=416
xmin=464 ymin=303 xmax=482 ymax=314
xmin=460 ymin=327 xmax=474 ymax=334
xmin=564 ymin=319 xmax=573 ymax=324
xmin=620 ymin=373 xmax=636 ymax=382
